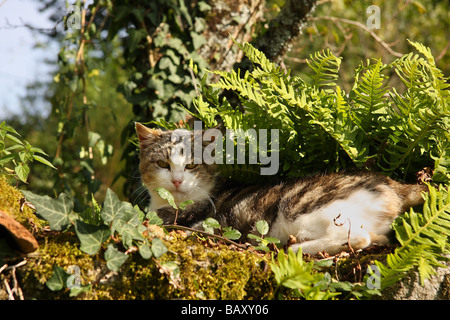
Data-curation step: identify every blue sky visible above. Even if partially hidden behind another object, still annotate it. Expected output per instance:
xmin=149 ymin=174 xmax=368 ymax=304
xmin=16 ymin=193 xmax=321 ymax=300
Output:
xmin=0 ymin=0 xmax=59 ymax=119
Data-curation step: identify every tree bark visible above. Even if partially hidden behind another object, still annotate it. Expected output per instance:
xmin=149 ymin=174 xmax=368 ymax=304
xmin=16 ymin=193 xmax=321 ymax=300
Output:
xmin=252 ymin=0 xmax=318 ymax=63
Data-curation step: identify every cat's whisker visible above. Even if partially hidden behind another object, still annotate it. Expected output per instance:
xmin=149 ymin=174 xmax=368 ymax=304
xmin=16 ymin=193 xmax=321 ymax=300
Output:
xmin=191 ymin=186 xmax=216 ymax=214
xmin=130 ymin=185 xmax=150 ymax=206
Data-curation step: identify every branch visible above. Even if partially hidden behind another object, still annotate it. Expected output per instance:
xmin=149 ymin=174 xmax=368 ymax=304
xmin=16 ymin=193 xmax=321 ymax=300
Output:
xmin=164 ymin=224 xmax=248 ymax=249
xmin=308 ymin=16 xmax=404 ymax=58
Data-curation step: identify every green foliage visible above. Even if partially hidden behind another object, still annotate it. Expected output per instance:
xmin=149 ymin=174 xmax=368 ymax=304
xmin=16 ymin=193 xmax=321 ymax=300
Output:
xmin=45 ymin=265 xmax=91 ymax=297
xmin=23 ymin=188 xmax=168 ymax=275
xmin=75 ymin=220 xmax=111 ymax=255
xmin=269 ymin=248 xmax=382 ymax=300
xmin=202 ymin=217 xmax=242 ymax=241
xmin=21 ymin=190 xmax=73 ymax=231
xmin=104 ymin=244 xmax=128 ymax=272
xmin=288 ymin=0 xmax=450 ymax=98
xmin=105 ymin=0 xmax=213 ymax=197
xmin=187 ymin=38 xmax=450 ymax=298
xmin=45 ymin=265 xmax=70 ymax=292
xmin=306 ymin=49 xmax=342 ymax=88
xmin=191 ymin=39 xmax=449 ymax=182
xmin=270 ymin=248 xmax=340 ymax=300
xmin=0 ymin=121 xmax=55 ymax=183
xmin=155 ymin=187 xmax=178 ymax=210
xmin=373 ymin=185 xmax=450 ymax=288
xmin=247 ymin=220 xmax=281 ymax=252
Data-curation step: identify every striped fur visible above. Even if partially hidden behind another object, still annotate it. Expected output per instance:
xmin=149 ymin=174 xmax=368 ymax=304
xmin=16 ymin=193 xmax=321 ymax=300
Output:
xmin=136 ymin=123 xmax=427 ymax=255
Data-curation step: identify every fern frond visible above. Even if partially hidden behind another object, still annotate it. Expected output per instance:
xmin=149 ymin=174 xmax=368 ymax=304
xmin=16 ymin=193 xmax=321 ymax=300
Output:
xmin=408 ymin=40 xmax=450 ymax=101
xmin=306 ymin=49 xmax=342 ymax=89
xmin=232 ymin=39 xmax=278 ymax=74
xmin=374 ymin=245 xmax=429 ymax=289
xmin=394 ymin=185 xmax=450 ymax=251
xmin=376 ymin=185 xmax=450 ymax=288
xmin=192 ymin=94 xmax=219 ymax=128
xmin=379 ymin=42 xmax=449 ymax=176
xmin=270 ymin=248 xmax=340 ymax=300
xmin=430 ymin=134 xmax=450 ymax=184
xmin=349 ymin=59 xmax=390 ymax=126
xmin=191 ymin=38 xmax=448 ymax=183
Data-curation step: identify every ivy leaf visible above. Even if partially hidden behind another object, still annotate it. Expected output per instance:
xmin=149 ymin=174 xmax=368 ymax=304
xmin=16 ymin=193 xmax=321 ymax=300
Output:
xmin=101 ymin=188 xmax=126 ymax=224
xmin=138 ymin=241 xmax=153 ymax=259
xmin=151 ymin=237 xmax=167 ymax=258
xmin=22 ymin=191 xmax=73 ymax=231
xmin=154 ymin=187 xmax=177 ymax=209
xmin=104 ymin=244 xmax=128 ymax=271
xmin=75 ymin=220 xmax=110 ymax=255
xmin=133 ymin=205 xmax=146 ymax=222
xmin=190 ymin=31 xmax=206 ymax=50
xmin=120 ymin=224 xmax=145 ymax=248
xmin=112 ymin=203 xmax=140 ymax=232
xmin=146 ymin=211 xmax=163 ymax=226
xmin=46 ymin=265 xmax=70 ymax=291
xmin=69 ymin=284 xmax=92 ymax=297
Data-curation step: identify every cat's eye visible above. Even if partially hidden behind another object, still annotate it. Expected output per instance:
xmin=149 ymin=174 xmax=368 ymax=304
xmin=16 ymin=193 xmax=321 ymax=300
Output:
xmin=185 ymin=163 xmax=198 ymax=170
xmin=156 ymin=160 xmax=170 ymax=169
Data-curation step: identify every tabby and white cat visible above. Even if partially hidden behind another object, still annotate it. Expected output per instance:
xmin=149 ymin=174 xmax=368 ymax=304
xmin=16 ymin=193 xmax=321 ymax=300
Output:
xmin=136 ymin=123 xmax=427 ymax=255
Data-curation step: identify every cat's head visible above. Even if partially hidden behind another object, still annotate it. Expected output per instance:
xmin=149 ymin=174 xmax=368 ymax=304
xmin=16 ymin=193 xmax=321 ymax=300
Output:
xmin=135 ymin=122 xmax=217 ymax=210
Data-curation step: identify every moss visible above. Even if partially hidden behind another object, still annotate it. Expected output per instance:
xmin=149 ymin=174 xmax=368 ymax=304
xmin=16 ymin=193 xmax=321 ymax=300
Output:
xmin=440 ymin=274 xmax=450 ymax=299
xmin=0 ymin=175 xmax=43 ymax=229
xmin=155 ymin=233 xmax=275 ymax=299
xmin=14 ymin=227 xmax=276 ymax=300
xmin=115 ymin=232 xmax=275 ymax=300
xmin=19 ymin=232 xmax=97 ymax=299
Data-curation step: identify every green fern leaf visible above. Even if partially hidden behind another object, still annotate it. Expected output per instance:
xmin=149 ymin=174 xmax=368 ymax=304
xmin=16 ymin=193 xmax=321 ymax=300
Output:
xmin=376 ymin=185 xmax=450 ymax=288
xmin=306 ymin=49 xmax=342 ymax=89
xmin=394 ymin=185 xmax=450 ymax=251
xmin=374 ymin=245 xmax=428 ymax=289
xmin=349 ymin=59 xmax=390 ymax=129
xmin=232 ymin=39 xmax=278 ymax=74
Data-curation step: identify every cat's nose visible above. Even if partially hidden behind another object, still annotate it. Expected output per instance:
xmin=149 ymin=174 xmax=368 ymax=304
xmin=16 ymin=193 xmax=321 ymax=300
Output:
xmin=172 ymin=180 xmax=183 ymax=189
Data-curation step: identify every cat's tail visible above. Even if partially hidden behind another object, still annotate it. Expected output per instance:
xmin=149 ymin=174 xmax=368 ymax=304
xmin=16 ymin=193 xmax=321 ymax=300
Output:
xmin=392 ymin=182 xmax=429 ymax=213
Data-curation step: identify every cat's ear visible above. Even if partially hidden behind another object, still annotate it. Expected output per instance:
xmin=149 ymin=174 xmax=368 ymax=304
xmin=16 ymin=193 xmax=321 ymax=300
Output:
xmin=135 ymin=122 xmax=162 ymax=142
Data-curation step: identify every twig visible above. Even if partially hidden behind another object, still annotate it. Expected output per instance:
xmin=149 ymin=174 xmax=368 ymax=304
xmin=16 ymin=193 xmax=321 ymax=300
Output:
xmin=188 ymin=67 xmax=200 ymax=97
xmin=4 ymin=278 xmax=13 ymax=300
xmin=164 ymin=224 xmax=247 ymax=249
xmin=344 ymin=219 xmax=362 ymax=282
xmin=308 ymin=16 xmax=404 ymax=58
xmin=333 ymin=215 xmax=362 ymax=282
xmin=1 ymin=260 xmax=27 ymax=300
xmin=436 ymin=41 xmax=450 ymax=62
xmin=173 ymin=210 xmax=179 ymax=225
xmin=11 ymin=267 xmax=24 ymax=300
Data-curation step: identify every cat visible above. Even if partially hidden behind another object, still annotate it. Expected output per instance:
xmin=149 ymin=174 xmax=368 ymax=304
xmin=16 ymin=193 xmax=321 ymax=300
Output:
xmin=135 ymin=122 xmax=428 ymax=255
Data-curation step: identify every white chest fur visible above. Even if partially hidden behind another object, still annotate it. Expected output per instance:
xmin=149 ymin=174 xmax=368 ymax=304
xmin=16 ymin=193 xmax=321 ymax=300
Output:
xmin=269 ymin=189 xmax=395 ymax=255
